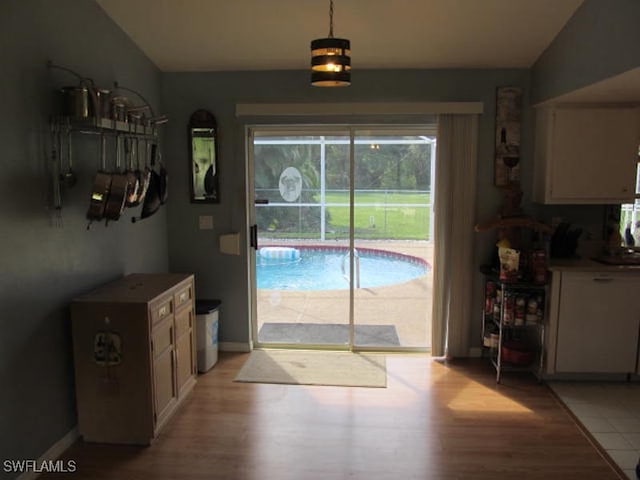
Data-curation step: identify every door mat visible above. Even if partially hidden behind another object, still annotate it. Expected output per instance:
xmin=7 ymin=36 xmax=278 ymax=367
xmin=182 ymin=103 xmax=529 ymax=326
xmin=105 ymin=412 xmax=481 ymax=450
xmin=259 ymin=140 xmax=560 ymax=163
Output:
xmin=234 ymin=349 xmax=387 ymax=388
xmin=258 ymin=322 xmax=400 ymax=346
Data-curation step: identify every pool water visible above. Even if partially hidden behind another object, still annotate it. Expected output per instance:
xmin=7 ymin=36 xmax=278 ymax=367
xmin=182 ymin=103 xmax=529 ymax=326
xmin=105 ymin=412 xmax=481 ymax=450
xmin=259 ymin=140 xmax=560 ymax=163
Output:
xmin=257 ymin=248 xmax=429 ymax=291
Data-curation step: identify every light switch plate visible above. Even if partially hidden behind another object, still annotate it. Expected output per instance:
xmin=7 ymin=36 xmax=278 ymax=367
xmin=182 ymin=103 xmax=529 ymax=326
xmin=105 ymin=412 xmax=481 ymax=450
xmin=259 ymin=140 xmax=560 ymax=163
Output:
xmin=220 ymin=233 xmax=241 ymax=255
xmin=199 ymin=215 xmax=214 ymax=230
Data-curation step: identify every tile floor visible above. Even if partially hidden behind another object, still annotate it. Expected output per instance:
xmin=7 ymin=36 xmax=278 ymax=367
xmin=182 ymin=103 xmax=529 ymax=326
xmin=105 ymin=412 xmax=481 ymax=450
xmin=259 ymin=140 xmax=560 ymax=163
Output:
xmin=548 ymin=381 xmax=640 ymax=479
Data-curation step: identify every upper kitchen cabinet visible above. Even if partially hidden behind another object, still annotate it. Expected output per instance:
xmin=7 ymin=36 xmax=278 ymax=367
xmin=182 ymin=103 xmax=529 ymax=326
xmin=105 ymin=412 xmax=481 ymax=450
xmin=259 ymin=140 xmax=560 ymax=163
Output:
xmin=533 ymin=105 xmax=640 ymax=204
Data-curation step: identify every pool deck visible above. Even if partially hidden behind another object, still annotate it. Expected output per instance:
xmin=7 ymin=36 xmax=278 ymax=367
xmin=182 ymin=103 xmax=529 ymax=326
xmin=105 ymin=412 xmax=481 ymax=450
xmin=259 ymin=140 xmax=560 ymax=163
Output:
xmin=257 ymin=240 xmax=434 ymax=350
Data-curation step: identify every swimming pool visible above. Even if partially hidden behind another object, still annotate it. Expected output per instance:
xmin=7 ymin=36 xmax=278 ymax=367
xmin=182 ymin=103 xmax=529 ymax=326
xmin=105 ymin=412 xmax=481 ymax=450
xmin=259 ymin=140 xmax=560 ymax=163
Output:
xmin=257 ymin=246 xmax=429 ymax=291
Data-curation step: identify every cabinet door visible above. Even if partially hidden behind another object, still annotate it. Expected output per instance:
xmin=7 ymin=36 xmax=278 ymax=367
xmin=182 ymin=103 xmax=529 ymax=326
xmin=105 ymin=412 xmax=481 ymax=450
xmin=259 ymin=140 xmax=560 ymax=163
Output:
xmin=535 ymin=107 xmax=639 ymax=204
xmin=175 ymin=306 xmax=195 ymax=396
xmin=555 ymin=273 xmax=640 ymax=373
xmin=152 ymin=316 xmax=177 ymax=425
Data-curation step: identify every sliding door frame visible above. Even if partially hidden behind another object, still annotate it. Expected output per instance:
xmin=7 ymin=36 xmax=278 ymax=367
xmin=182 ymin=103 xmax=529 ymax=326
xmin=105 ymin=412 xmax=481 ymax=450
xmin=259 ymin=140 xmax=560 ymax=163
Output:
xmin=247 ymin=123 xmax=435 ymax=353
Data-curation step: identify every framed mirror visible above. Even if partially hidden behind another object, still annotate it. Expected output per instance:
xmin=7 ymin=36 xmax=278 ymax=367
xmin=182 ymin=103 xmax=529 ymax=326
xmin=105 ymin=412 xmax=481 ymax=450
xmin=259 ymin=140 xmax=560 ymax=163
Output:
xmin=189 ymin=109 xmax=219 ymax=203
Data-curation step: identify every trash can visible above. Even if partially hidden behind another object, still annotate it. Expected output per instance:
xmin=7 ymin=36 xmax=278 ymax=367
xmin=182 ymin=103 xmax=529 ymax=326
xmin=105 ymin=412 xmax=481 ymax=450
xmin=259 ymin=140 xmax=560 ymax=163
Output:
xmin=195 ymin=299 xmax=221 ymax=373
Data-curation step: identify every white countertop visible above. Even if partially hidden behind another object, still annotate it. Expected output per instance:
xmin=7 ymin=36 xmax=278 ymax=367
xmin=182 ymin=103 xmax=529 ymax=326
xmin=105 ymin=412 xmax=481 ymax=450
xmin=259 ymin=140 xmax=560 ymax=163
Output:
xmin=549 ymin=258 xmax=640 ymax=272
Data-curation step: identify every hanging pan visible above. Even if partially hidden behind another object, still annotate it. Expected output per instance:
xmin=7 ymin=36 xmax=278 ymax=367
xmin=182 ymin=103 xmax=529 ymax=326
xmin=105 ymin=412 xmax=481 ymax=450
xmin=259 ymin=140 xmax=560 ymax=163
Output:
xmin=132 ymin=169 xmax=161 ymax=223
xmin=131 ymin=142 xmax=161 ymax=223
xmin=151 ymin=143 xmax=168 ymax=205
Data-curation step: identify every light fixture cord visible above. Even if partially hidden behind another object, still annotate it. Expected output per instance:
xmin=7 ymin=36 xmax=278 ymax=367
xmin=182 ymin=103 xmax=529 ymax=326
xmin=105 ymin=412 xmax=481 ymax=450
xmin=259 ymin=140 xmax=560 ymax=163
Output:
xmin=329 ymin=0 xmax=334 ymax=38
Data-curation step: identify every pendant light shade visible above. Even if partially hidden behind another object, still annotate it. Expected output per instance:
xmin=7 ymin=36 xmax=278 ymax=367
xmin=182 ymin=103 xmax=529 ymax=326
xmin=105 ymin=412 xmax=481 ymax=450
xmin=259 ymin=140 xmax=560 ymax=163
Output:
xmin=311 ymin=1 xmax=351 ymax=87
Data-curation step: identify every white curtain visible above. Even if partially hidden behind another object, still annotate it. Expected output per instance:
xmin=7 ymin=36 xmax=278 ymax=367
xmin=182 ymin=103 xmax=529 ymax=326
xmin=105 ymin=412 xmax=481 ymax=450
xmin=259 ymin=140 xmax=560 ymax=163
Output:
xmin=431 ymin=114 xmax=479 ymax=358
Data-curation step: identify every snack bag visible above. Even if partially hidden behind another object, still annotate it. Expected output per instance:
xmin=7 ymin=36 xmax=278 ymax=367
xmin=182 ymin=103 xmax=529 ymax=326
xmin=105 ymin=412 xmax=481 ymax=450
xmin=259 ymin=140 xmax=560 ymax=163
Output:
xmin=498 ymin=247 xmax=520 ymax=282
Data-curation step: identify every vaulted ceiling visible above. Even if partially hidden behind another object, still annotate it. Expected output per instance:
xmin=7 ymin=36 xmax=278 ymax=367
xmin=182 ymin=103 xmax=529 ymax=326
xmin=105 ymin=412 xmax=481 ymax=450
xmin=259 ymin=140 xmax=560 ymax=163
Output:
xmin=96 ymin=0 xmax=584 ymax=72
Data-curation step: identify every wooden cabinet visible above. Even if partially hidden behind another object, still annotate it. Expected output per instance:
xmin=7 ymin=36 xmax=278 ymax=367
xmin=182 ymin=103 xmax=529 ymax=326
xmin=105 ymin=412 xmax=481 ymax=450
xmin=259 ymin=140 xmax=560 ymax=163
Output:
xmin=151 ymin=315 xmax=178 ymax=427
xmin=174 ymin=305 xmax=195 ymax=396
xmin=533 ymin=105 xmax=640 ymax=204
xmin=546 ymin=270 xmax=640 ymax=375
xmin=71 ymin=273 xmax=196 ymax=445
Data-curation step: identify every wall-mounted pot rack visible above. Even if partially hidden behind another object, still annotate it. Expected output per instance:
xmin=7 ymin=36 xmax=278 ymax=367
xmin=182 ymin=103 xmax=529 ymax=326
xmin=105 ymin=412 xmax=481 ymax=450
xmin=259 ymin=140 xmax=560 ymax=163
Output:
xmin=47 ymin=62 xmax=169 ymax=228
xmin=50 ymin=115 xmax=163 ymax=141
xmin=48 ymin=61 xmax=168 ymax=142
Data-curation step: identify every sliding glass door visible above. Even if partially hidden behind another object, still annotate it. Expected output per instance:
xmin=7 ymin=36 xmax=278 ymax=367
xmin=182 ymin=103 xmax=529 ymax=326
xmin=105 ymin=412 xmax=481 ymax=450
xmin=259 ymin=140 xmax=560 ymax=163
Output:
xmin=251 ymin=131 xmax=350 ymax=348
xmin=352 ymin=130 xmax=434 ymax=349
xmin=248 ymin=126 xmax=435 ymax=351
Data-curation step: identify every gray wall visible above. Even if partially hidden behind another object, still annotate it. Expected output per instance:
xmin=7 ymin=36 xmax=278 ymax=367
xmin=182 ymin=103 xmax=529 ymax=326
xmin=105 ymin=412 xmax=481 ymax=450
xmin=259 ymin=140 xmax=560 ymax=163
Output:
xmin=0 ymin=0 xmax=167 ymax=471
xmin=532 ymin=0 xmax=640 ymax=104
xmin=3 ymin=0 xmax=636 ymax=470
xmin=162 ymin=69 xmax=531 ymax=347
xmin=529 ymin=0 xmax=640 ymax=256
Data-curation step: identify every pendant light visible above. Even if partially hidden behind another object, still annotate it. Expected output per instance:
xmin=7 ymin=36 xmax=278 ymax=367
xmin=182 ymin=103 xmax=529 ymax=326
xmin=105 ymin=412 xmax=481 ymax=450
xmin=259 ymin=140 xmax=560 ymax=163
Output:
xmin=310 ymin=0 xmax=351 ymax=87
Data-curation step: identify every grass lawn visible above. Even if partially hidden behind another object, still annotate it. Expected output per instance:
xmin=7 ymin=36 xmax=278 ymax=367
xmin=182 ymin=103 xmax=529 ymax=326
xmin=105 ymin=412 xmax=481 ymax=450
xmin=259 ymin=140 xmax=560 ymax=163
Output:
xmin=258 ymin=191 xmax=432 ymax=240
xmin=324 ymin=191 xmax=431 ymax=240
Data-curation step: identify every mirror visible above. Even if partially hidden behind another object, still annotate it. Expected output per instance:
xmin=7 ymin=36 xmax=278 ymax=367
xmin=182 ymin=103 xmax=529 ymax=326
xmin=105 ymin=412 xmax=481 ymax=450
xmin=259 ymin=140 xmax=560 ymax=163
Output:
xmin=189 ymin=109 xmax=219 ymax=203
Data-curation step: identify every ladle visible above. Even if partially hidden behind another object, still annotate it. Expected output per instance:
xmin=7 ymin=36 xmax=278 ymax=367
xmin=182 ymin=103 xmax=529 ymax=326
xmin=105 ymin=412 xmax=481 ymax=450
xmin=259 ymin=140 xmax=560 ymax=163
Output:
xmin=51 ymin=122 xmax=63 ymax=227
xmin=60 ymin=128 xmax=77 ymax=188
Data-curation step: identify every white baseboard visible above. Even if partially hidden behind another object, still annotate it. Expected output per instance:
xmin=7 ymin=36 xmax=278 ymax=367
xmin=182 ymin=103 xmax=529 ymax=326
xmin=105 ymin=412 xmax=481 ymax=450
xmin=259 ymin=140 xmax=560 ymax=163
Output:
xmin=17 ymin=427 xmax=78 ymax=480
xmin=219 ymin=341 xmax=252 ymax=352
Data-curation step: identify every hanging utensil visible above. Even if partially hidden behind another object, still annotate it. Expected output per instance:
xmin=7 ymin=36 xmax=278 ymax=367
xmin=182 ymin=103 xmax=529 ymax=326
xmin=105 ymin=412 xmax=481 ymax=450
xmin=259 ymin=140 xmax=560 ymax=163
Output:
xmin=50 ymin=122 xmax=63 ymax=227
xmin=124 ymin=136 xmax=140 ymax=207
xmin=60 ymin=126 xmax=77 ymax=188
xmin=136 ymin=138 xmax=151 ymax=204
xmin=130 ymin=136 xmax=148 ymax=207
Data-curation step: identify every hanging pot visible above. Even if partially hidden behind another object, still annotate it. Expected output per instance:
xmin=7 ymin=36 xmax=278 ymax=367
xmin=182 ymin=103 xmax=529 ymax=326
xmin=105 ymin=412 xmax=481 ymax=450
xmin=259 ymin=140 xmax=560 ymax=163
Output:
xmin=60 ymin=86 xmax=90 ymax=118
xmin=94 ymin=89 xmax=112 ymax=119
xmin=111 ymin=96 xmax=132 ymax=122
xmin=127 ymin=137 xmax=145 ymax=207
xmin=87 ymin=134 xmax=113 ymax=227
xmin=103 ymin=134 xmax=130 ymax=223
xmin=60 ymin=83 xmax=108 ymax=119
xmin=50 ymin=63 xmax=105 ymax=119
xmin=139 ymin=139 xmax=152 ymax=202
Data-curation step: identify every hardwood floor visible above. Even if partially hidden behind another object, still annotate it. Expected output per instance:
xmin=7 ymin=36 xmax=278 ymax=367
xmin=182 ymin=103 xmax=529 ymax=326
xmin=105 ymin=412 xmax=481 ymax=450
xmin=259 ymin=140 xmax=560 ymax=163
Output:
xmin=43 ymin=352 xmax=624 ymax=479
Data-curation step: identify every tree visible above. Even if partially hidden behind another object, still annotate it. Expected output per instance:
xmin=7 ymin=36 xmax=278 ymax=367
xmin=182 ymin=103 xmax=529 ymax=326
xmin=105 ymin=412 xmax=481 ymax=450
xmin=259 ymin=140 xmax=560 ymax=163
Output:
xmin=254 ymin=143 xmax=323 ymax=236
xmin=253 ymin=137 xmax=432 ymax=238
